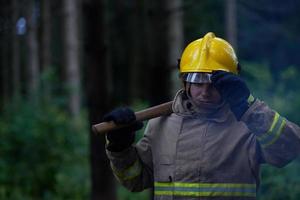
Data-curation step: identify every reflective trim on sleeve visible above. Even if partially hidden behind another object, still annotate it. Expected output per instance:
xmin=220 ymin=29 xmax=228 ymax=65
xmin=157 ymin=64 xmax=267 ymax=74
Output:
xmin=154 ymin=182 xmax=256 ymax=198
xmin=257 ymin=112 xmax=286 ymax=148
xmin=111 ymin=159 xmax=142 ymax=181
xmin=247 ymin=94 xmax=255 ymax=105
xmin=105 ymin=136 xmax=110 ymax=145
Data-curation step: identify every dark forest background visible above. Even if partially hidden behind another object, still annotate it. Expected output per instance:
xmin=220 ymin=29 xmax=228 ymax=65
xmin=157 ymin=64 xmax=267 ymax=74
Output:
xmin=0 ymin=0 xmax=300 ymax=199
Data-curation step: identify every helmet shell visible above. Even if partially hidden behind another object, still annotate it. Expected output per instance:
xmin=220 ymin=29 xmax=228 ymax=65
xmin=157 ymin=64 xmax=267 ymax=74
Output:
xmin=180 ymin=32 xmax=238 ymax=74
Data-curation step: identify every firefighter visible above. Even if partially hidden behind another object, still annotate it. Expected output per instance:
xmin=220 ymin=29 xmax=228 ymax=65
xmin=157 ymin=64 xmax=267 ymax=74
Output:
xmin=104 ymin=32 xmax=300 ymax=199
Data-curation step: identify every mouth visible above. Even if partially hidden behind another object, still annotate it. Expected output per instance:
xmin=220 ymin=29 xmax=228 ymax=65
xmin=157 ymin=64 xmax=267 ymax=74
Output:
xmin=196 ymin=99 xmax=213 ymax=103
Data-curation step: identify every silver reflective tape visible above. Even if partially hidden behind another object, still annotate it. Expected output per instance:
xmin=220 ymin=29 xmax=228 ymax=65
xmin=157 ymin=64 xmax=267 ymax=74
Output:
xmin=191 ymin=73 xmax=197 ymax=82
xmin=183 ymin=73 xmax=212 ymax=83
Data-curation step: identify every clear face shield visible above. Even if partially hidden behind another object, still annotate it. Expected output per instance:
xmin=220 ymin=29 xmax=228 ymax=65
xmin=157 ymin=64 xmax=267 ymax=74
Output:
xmin=182 ymin=72 xmax=212 ymax=84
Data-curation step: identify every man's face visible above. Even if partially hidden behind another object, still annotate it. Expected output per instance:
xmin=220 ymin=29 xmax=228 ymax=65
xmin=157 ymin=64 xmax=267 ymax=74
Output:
xmin=187 ymin=83 xmax=222 ymax=105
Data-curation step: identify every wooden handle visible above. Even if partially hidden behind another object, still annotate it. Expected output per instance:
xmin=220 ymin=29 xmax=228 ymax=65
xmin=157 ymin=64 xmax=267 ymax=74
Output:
xmin=92 ymin=101 xmax=173 ymax=134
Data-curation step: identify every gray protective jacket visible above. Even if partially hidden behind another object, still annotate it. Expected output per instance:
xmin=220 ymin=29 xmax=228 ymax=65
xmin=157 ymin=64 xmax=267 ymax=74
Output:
xmin=106 ymin=90 xmax=300 ymax=200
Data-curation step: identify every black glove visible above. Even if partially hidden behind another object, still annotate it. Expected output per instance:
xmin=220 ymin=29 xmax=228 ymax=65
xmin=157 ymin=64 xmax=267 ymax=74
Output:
xmin=211 ymin=71 xmax=251 ymax=120
xmin=103 ymin=107 xmax=143 ymax=152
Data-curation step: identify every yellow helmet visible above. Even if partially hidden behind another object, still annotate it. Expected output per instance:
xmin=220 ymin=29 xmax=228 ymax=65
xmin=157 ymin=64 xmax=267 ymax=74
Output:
xmin=180 ymin=32 xmax=239 ymax=75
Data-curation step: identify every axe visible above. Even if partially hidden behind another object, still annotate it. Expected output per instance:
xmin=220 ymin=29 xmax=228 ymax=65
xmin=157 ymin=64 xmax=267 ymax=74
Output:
xmin=92 ymin=101 xmax=173 ymax=134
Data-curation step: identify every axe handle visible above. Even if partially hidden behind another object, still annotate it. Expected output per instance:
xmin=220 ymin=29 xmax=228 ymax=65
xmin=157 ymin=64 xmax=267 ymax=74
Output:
xmin=92 ymin=101 xmax=173 ymax=134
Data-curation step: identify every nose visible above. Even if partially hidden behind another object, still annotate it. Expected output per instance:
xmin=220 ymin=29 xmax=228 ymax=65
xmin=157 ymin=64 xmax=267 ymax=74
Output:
xmin=197 ymin=83 xmax=211 ymax=96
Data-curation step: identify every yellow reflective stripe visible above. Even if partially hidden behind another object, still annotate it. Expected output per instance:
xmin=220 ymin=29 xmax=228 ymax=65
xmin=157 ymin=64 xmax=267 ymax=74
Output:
xmin=155 ymin=191 xmax=256 ymax=197
xmin=262 ymin=119 xmax=286 ymax=148
xmin=155 ymin=191 xmax=173 ymax=196
xmin=268 ymin=112 xmax=280 ymax=133
xmin=257 ymin=112 xmax=286 ymax=148
xmin=154 ymin=182 xmax=256 ymax=197
xmin=105 ymin=136 xmax=110 ymax=145
xmin=154 ymin=182 xmax=255 ymax=188
xmin=155 ymin=182 xmax=173 ymax=187
xmin=256 ymin=112 xmax=279 ymax=142
xmin=111 ymin=159 xmax=142 ymax=181
xmin=174 ymin=182 xmax=255 ymax=188
xmin=247 ymin=94 xmax=255 ymax=105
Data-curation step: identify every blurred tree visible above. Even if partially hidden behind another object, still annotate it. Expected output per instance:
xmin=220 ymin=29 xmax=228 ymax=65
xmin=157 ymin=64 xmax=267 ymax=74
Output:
xmin=225 ymin=0 xmax=237 ymax=50
xmin=82 ymin=0 xmax=116 ymax=199
xmin=63 ymin=0 xmax=81 ymax=116
xmin=26 ymin=0 xmax=40 ymax=101
xmin=40 ymin=0 xmax=52 ymax=99
xmin=166 ymin=0 xmax=184 ymax=95
xmin=144 ymin=0 xmax=175 ymax=105
xmin=0 ymin=0 xmax=11 ymax=106
xmin=12 ymin=0 xmax=21 ymax=98
xmin=238 ymin=0 xmax=300 ymax=77
xmin=127 ymin=0 xmax=144 ymax=102
xmin=50 ymin=0 xmax=64 ymax=82
xmin=107 ymin=0 xmax=131 ymax=103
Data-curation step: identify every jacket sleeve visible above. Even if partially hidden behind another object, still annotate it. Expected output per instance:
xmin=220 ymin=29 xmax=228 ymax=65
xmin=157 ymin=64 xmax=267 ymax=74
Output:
xmin=241 ymin=98 xmax=300 ymax=167
xmin=105 ymin=122 xmax=154 ymax=192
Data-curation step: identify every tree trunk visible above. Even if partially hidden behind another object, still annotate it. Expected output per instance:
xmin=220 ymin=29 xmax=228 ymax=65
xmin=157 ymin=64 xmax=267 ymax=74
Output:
xmin=82 ymin=0 xmax=116 ymax=199
xmin=26 ymin=0 xmax=40 ymax=101
xmin=0 ymin=0 xmax=12 ymax=105
xmin=63 ymin=0 xmax=81 ymax=116
xmin=12 ymin=0 xmax=21 ymax=98
xmin=225 ymin=0 xmax=237 ymax=50
xmin=165 ymin=0 xmax=184 ymax=95
xmin=143 ymin=1 xmax=169 ymax=105
xmin=128 ymin=0 xmax=143 ymax=102
xmin=41 ymin=0 xmax=52 ymax=99
xmin=144 ymin=0 xmax=183 ymax=105
xmin=0 ymin=30 xmax=10 ymax=107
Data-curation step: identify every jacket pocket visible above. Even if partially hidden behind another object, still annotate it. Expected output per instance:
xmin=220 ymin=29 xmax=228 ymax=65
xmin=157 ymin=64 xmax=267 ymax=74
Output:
xmin=153 ymin=155 xmax=174 ymax=200
xmin=154 ymin=154 xmax=173 ymax=181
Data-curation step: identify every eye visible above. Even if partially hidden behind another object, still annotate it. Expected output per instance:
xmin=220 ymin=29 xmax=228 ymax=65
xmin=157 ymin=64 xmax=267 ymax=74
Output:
xmin=208 ymin=84 xmax=214 ymax=89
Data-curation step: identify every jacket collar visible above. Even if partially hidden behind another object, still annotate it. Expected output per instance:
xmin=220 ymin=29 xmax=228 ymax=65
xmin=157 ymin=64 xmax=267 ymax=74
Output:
xmin=172 ymin=89 xmax=234 ymax=123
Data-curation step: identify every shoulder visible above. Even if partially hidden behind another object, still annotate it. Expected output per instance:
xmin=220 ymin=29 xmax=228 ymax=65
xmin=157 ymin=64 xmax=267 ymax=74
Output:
xmin=145 ymin=114 xmax=182 ymax=136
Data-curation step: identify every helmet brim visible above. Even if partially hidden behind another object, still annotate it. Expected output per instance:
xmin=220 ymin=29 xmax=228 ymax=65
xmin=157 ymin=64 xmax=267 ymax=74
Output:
xmin=182 ymin=73 xmax=212 ymax=83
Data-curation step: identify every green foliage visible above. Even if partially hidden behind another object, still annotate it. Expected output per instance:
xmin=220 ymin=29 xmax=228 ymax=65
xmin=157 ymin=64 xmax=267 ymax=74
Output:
xmin=242 ymin=62 xmax=300 ymax=124
xmin=242 ymin=62 xmax=300 ymax=199
xmin=0 ymin=98 xmax=90 ymax=199
xmin=117 ymin=185 xmax=151 ymax=200
xmin=259 ymin=160 xmax=300 ymax=200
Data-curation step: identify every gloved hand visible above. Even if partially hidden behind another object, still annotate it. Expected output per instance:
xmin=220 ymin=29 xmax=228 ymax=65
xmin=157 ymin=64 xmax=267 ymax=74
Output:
xmin=103 ymin=107 xmax=143 ymax=152
xmin=211 ymin=71 xmax=251 ymax=120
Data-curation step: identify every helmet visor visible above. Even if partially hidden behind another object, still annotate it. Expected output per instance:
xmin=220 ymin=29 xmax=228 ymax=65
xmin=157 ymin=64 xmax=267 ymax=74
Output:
xmin=182 ymin=72 xmax=212 ymax=83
